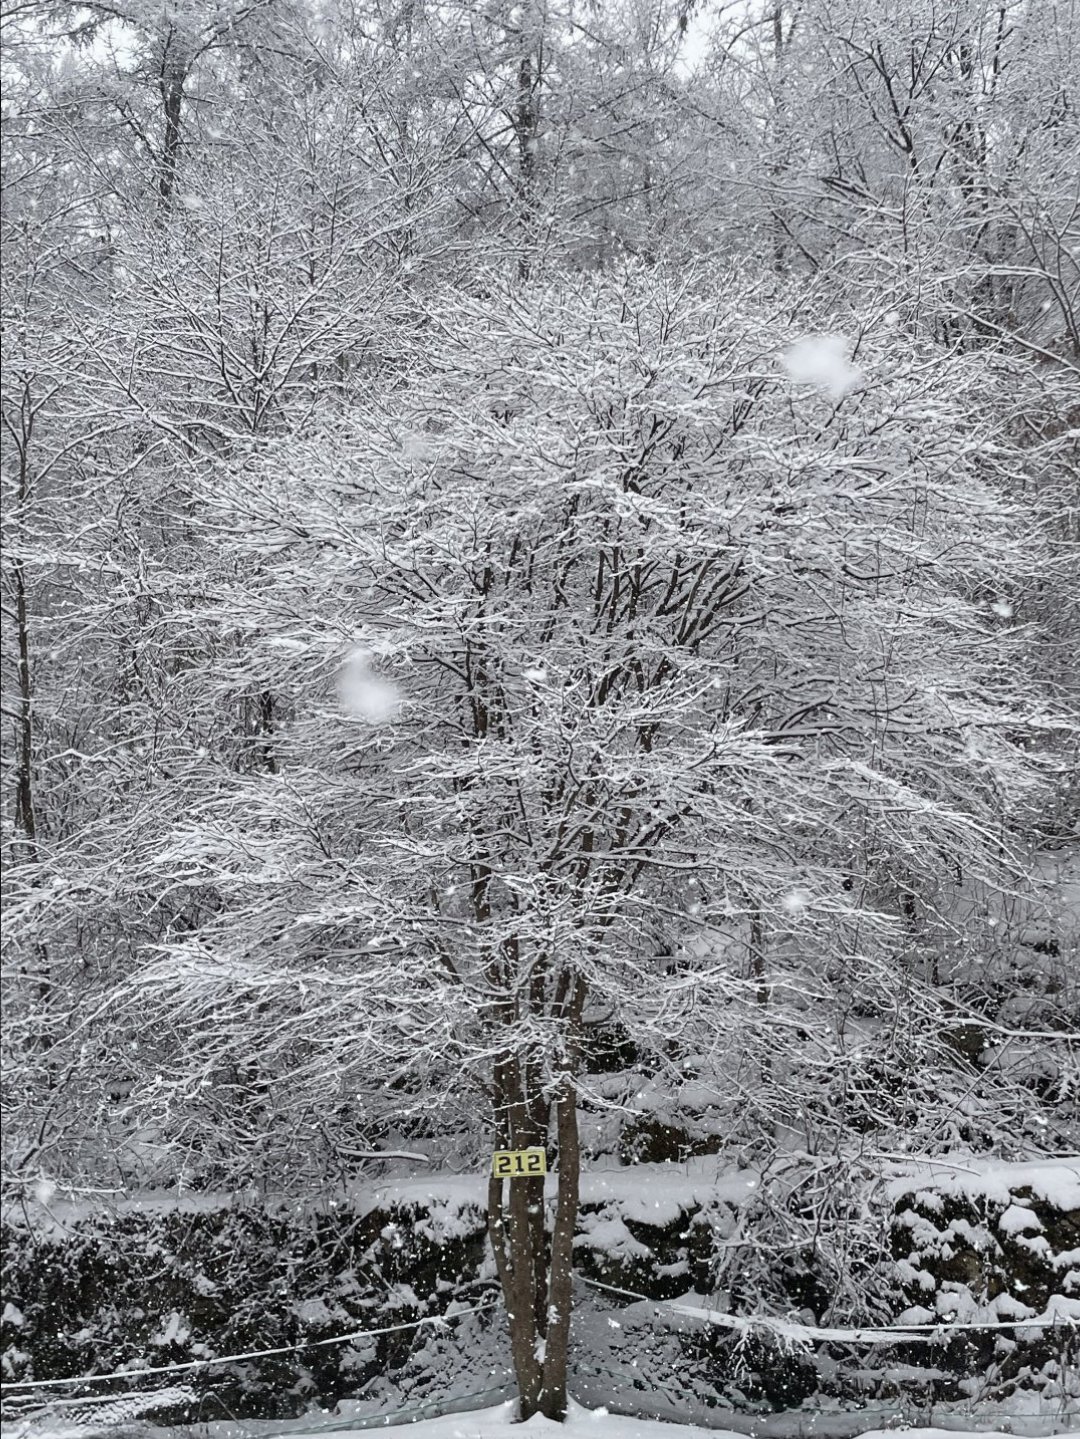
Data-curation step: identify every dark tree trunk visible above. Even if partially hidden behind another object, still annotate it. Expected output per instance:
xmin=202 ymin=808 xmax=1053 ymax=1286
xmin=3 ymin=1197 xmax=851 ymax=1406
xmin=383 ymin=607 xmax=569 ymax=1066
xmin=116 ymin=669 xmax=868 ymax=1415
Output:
xmin=13 ymin=554 xmax=36 ymax=849
xmin=158 ymin=57 xmax=186 ymax=208
xmin=511 ymin=14 xmax=541 ymax=281
xmin=488 ymin=1055 xmax=544 ymax=1413
xmin=11 ymin=404 xmax=37 ymax=853
xmin=487 ymin=980 xmax=585 ymax=1420
xmin=538 ymin=1071 xmax=581 ymax=1419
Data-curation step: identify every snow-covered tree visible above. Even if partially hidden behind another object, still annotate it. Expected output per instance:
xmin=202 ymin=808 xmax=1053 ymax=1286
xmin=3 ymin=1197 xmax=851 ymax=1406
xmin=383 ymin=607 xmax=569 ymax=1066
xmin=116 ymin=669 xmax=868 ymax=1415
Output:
xmin=117 ymin=265 xmax=1058 ymax=1416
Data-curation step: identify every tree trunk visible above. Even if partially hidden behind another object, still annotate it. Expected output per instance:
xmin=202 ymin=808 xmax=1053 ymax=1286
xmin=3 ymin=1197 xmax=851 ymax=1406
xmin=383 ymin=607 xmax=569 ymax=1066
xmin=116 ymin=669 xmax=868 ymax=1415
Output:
xmin=11 ymin=407 xmax=37 ymax=855
xmin=770 ymin=2 xmax=790 ymax=272
xmin=538 ymin=1071 xmax=581 ymax=1419
xmin=487 ymin=982 xmax=585 ymax=1421
xmin=488 ymin=1056 xmax=544 ymax=1414
xmin=12 ymin=552 xmax=36 ymax=851
xmin=511 ymin=8 xmax=541 ymax=281
xmin=488 ymin=1169 xmax=543 ymax=1412
xmin=158 ymin=61 xmax=186 ymax=209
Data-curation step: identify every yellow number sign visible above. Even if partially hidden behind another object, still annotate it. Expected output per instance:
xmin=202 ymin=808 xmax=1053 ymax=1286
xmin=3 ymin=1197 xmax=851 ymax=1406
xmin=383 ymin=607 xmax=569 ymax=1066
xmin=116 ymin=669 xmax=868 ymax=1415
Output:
xmin=491 ymin=1147 xmax=547 ymax=1178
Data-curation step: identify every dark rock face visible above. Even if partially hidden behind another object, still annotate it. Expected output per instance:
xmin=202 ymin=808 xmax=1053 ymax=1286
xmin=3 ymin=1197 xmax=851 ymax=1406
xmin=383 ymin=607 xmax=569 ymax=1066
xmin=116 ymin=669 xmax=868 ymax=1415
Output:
xmin=3 ymin=1166 xmax=1076 ymax=1422
xmin=0 ymin=1195 xmax=494 ymax=1423
xmin=572 ymin=1198 xmax=717 ymax=1300
xmin=618 ymin=1116 xmax=724 ymax=1165
xmin=892 ymin=1181 xmax=1079 ymax=1318
xmin=889 ymin=1175 xmax=1079 ymax=1400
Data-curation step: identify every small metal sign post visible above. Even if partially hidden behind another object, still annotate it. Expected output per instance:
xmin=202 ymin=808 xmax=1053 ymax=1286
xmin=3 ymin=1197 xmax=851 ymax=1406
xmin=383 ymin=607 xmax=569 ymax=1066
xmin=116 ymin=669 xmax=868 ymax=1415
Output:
xmin=491 ymin=1147 xmax=547 ymax=1178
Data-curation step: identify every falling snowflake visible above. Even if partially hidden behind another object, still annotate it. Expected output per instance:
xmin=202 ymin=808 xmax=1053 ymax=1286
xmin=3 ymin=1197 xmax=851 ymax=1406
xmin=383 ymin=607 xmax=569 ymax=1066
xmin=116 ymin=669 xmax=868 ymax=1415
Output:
xmin=782 ymin=335 xmax=863 ymax=399
xmin=338 ymin=649 xmax=401 ymax=724
xmin=401 ymin=432 xmax=435 ymax=462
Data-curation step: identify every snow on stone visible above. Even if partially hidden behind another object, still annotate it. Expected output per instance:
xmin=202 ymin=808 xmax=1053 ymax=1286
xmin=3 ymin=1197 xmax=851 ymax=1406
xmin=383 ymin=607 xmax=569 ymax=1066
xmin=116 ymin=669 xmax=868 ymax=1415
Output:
xmin=359 ymin=1158 xmax=759 ymax=1236
xmin=293 ymin=1296 xmax=339 ymax=1325
xmin=338 ymin=649 xmax=401 ymax=724
xmin=781 ymin=334 xmax=863 ymax=399
xmin=998 ymin=1203 xmax=1044 ymax=1235
xmin=150 ymin=1310 xmax=190 ymax=1347
xmin=580 ymin=1159 xmax=758 ymax=1229
xmin=574 ymin=1211 xmax=653 ymax=1262
xmin=885 ymin=1157 xmax=1080 ymax=1211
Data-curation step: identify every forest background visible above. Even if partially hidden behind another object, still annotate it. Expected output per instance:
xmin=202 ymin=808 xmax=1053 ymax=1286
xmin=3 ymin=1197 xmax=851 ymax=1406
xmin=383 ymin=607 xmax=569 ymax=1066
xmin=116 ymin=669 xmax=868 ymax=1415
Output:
xmin=1 ymin=0 xmax=1078 ymax=1426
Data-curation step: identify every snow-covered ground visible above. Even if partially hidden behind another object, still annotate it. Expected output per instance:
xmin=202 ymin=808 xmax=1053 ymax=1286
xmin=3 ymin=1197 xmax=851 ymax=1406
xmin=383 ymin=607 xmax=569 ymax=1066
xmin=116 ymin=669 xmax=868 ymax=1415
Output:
xmin=5 ymin=1393 xmax=1078 ymax=1439
xmin=172 ymin=1399 xmax=1080 ymax=1439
